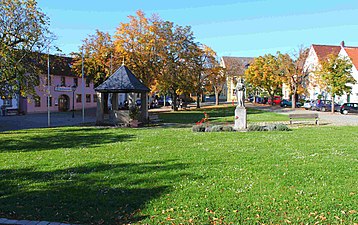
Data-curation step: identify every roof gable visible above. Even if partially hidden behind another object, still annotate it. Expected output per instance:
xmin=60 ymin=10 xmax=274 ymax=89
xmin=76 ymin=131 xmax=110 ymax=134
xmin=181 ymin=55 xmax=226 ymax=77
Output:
xmin=312 ymin=44 xmax=341 ymax=62
xmin=95 ymin=65 xmax=150 ymax=93
xmin=344 ymin=47 xmax=358 ymax=70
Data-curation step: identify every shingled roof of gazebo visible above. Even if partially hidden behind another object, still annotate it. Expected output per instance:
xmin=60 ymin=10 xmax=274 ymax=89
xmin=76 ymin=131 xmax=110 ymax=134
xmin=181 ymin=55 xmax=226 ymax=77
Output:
xmin=95 ymin=65 xmax=150 ymax=93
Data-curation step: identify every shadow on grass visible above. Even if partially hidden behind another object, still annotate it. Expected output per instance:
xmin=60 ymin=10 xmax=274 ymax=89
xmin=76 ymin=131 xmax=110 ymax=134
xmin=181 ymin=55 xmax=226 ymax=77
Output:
xmin=0 ymin=127 xmax=134 ymax=153
xmin=0 ymin=160 xmax=192 ymax=224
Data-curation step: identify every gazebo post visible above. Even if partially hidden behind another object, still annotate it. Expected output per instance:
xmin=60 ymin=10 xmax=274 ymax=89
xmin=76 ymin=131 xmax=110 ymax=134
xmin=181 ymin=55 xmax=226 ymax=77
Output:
xmin=112 ymin=93 xmax=119 ymax=110
xmin=140 ymin=92 xmax=148 ymax=122
xmin=96 ymin=92 xmax=104 ymax=124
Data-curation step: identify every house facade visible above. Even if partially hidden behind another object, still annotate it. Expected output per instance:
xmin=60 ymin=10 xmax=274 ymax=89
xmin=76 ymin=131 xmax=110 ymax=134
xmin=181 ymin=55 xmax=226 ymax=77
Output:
xmin=304 ymin=41 xmax=358 ymax=103
xmin=1 ymin=55 xmax=97 ymax=115
xmin=221 ymin=56 xmax=254 ymax=102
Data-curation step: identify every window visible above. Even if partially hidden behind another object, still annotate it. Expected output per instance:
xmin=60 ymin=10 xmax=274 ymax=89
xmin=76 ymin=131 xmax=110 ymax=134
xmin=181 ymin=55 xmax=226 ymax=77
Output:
xmin=61 ymin=76 xmax=66 ymax=86
xmin=76 ymin=94 xmax=82 ymax=103
xmin=47 ymin=96 xmax=52 ymax=107
xmin=34 ymin=96 xmax=41 ymax=107
xmin=86 ymin=78 xmax=90 ymax=87
xmin=73 ymin=78 xmax=78 ymax=87
xmin=93 ymin=94 xmax=98 ymax=102
xmin=86 ymin=94 xmax=91 ymax=103
xmin=2 ymin=98 xmax=12 ymax=107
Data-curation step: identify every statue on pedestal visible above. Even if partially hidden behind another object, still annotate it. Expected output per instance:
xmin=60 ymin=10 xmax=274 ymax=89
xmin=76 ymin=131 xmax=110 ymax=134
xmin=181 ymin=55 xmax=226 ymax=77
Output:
xmin=235 ymin=78 xmax=245 ymax=107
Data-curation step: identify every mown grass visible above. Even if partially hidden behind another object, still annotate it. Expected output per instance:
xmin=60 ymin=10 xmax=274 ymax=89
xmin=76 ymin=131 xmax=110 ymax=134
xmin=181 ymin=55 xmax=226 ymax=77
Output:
xmin=0 ymin=124 xmax=357 ymax=224
xmin=158 ymin=106 xmax=288 ymax=124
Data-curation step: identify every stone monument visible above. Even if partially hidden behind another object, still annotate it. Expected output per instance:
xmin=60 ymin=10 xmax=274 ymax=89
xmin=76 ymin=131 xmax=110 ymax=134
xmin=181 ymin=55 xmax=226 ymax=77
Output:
xmin=234 ymin=78 xmax=247 ymax=130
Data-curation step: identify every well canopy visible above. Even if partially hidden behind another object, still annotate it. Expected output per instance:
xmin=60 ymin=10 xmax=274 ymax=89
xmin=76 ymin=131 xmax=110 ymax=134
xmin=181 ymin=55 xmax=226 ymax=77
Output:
xmin=94 ymin=65 xmax=150 ymax=93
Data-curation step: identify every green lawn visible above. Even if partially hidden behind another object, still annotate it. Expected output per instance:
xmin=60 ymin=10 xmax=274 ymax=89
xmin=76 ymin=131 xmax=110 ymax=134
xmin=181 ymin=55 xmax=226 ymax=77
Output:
xmin=159 ymin=106 xmax=288 ymax=124
xmin=0 ymin=107 xmax=357 ymax=224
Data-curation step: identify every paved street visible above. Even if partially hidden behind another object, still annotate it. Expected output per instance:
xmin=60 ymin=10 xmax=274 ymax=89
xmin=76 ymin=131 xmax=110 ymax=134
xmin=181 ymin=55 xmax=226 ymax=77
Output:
xmin=0 ymin=109 xmax=97 ymax=132
xmin=246 ymin=103 xmax=358 ymax=126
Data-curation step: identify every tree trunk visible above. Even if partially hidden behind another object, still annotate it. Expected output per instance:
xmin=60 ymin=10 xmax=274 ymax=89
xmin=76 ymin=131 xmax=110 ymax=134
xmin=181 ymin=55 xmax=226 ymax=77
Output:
xmin=291 ymin=93 xmax=296 ymax=109
xmin=172 ymin=92 xmax=178 ymax=111
xmin=331 ymin=95 xmax=335 ymax=113
xmin=196 ymin=93 xmax=200 ymax=108
xmin=215 ymin=92 xmax=219 ymax=105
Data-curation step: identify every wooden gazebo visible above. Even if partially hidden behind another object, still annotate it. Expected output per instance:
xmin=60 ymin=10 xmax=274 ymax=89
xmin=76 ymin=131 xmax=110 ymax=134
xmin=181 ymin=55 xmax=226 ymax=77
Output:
xmin=94 ymin=65 xmax=150 ymax=126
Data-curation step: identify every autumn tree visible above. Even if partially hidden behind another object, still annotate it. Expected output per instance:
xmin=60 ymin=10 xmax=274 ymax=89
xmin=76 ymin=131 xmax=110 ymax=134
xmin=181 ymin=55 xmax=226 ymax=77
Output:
xmin=72 ymin=30 xmax=114 ymax=87
xmin=156 ymin=21 xmax=198 ymax=111
xmin=317 ymin=54 xmax=355 ymax=113
xmin=0 ymin=0 xmax=51 ymax=97
xmin=114 ymin=10 xmax=161 ymax=88
xmin=201 ymin=46 xmax=225 ymax=105
xmin=245 ymin=54 xmax=283 ymax=104
xmin=278 ymin=47 xmax=309 ymax=108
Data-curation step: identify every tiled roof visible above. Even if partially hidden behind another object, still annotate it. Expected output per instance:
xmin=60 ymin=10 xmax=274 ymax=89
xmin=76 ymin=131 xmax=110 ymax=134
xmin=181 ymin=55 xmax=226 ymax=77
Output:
xmin=95 ymin=65 xmax=150 ymax=93
xmin=344 ymin=47 xmax=358 ymax=69
xmin=221 ymin=56 xmax=254 ymax=75
xmin=312 ymin=44 xmax=341 ymax=62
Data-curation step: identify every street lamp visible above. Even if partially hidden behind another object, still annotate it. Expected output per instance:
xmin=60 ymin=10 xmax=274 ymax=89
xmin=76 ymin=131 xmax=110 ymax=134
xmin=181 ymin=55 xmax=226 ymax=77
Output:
xmin=71 ymin=85 xmax=77 ymax=118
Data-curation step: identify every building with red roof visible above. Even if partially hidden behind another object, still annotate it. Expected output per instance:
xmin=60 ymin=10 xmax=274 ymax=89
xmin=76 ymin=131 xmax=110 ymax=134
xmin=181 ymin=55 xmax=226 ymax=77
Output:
xmin=303 ymin=41 xmax=358 ymax=103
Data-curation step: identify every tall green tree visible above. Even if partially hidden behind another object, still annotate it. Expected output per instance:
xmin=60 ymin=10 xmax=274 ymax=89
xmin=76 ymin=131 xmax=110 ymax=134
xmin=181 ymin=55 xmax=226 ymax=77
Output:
xmin=245 ymin=54 xmax=283 ymax=104
xmin=278 ymin=47 xmax=309 ymax=108
xmin=0 ymin=0 xmax=50 ymax=97
xmin=317 ymin=54 xmax=355 ymax=113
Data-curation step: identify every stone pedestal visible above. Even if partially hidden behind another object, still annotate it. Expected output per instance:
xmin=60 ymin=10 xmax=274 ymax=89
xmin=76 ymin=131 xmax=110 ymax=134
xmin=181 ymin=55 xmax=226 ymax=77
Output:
xmin=234 ymin=106 xmax=247 ymax=130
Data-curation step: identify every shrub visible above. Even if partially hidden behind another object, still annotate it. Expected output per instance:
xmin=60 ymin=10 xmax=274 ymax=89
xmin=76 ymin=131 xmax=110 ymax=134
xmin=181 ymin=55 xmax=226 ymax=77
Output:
xmin=247 ymin=124 xmax=264 ymax=131
xmin=273 ymin=123 xmax=290 ymax=131
xmin=211 ymin=125 xmax=223 ymax=132
xmin=222 ymin=125 xmax=234 ymax=132
xmin=205 ymin=126 xmax=213 ymax=132
xmin=192 ymin=124 xmax=206 ymax=132
xmin=248 ymin=123 xmax=290 ymax=132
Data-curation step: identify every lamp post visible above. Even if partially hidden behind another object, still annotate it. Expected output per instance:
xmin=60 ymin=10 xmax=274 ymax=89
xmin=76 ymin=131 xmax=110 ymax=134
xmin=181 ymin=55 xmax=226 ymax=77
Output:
xmin=71 ymin=85 xmax=77 ymax=118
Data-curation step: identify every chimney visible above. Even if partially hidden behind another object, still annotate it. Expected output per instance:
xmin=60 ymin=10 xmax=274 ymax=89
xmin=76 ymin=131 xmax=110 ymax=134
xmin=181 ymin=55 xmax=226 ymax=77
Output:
xmin=340 ymin=41 xmax=345 ymax=47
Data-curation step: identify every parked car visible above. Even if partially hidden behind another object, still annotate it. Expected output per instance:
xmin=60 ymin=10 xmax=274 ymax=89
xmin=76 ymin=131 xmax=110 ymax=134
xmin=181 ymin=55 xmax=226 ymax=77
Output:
xmin=340 ymin=103 xmax=358 ymax=114
xmin=303 ymin=100 xmax=315 ymax=110
xmin=268 ymin=96 xmax=282 ymax=105
xmin=312 ymin=100 xmax=340 ymax=111
xmin=280 ymin=99 xmax=302 ymax=108
xmin=157 ymin=97 xmax=173 ymax=106
xmin=320 ymin=102 xmax=341 ymax=112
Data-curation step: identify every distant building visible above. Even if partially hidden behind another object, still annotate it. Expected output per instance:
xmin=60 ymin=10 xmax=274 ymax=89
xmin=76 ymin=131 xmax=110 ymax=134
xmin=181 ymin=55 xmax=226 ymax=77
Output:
xmin=1 ymin=54 xmax=97 ymax=115
xmin=220 ymin=56 xmax=254 ymax=102
xmin=304 ymin=41 xmax=358 ymax=103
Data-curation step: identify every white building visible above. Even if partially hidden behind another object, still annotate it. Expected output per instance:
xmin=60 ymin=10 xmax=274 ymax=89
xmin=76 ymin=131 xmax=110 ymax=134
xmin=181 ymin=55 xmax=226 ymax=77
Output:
xmin=304 ymin=41 xmax=358 ymax=103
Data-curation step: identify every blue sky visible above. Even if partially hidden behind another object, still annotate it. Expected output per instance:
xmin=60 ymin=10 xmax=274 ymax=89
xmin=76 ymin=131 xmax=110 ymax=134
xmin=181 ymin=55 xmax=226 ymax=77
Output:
xmin=37 ymin=0 xmax=358 ymax=57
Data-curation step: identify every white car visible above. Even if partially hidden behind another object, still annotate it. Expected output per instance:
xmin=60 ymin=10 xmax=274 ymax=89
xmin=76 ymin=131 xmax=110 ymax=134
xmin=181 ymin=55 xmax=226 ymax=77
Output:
xmin=303 ymin=100 xmax=315 ymax=110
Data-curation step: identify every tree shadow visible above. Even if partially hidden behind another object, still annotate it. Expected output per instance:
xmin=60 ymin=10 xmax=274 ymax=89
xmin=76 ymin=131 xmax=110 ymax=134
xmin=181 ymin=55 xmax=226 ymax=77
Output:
xmin=0 ymin=161 xmax=193 ymax=224
xmin=0 ymin=127 xmax=134 ymax=153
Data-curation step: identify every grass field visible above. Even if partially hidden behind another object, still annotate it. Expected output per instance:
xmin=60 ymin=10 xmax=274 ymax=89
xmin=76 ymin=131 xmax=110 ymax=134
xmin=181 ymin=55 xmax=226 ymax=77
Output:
xmin=0 ymin=108 xmax=357 ymax=224
xmin=159 ymin=106 xmax=288 ymax=124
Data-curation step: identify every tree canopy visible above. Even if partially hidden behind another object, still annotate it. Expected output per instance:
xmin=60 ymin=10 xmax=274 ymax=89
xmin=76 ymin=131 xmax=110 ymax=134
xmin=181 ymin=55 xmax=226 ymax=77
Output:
xmin=317 ymin=54 xmax=356 ymax=112
xmin=245 ymin=54 xmax=283 ymax=103
xmin=0 ymin=0 xmax=51 ymax=97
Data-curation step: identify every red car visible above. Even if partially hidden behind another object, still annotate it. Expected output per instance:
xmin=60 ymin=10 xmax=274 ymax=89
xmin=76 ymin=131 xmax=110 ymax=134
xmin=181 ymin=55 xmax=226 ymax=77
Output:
xmin=268 ymin=96 xmax=282 ymax=105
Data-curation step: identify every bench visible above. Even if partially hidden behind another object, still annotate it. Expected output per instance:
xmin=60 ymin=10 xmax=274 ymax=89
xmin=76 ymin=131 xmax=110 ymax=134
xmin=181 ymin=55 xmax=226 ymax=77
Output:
xmin=289 ymin=113 xmax=319 ymax=125
xmin=5 ymin=109 xmax=18 ymax=116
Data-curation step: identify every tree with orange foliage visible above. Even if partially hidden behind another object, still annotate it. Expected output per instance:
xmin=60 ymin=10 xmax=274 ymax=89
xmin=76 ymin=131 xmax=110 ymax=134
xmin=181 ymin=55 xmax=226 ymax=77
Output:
xmin=114 ymin=10 xmax=161 ymax=88
xmin=245 ymin=54 xmax=283 ymax=105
